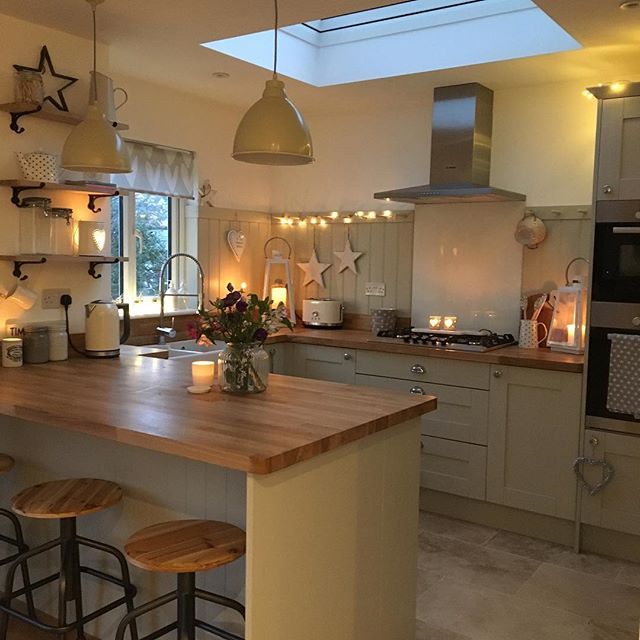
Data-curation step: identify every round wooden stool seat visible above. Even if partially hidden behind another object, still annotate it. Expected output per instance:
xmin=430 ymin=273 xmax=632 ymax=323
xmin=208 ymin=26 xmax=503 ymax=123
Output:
xmin=0 ymin=454 xmax=15 ymax=475
xmin=12 ymin=478 xmax=123 ymax=519
xmin=125 ymin=519 xmax=246 ymax=573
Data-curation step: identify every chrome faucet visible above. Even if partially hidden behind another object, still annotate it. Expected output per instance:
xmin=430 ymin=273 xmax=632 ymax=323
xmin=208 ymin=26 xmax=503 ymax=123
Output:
xmin=157 ymin=252 xmax=206 ymax=345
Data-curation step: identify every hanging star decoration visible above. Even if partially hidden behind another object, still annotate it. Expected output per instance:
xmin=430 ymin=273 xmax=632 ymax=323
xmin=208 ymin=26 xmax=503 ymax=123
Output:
xmin=297 ymin=249 xmax=331 ymax=287
xmin=14 ymin=46 xmax=78 ymax=112
xmin=334 ymin=236 xmax=364 ymax=275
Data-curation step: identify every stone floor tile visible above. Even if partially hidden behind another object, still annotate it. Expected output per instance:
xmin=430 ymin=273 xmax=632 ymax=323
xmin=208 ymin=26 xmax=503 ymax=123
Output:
xmin=616 ymin=562 xmax=640 ymax=588
xmin=416 ymin=578 xmax=599 ymax=640
xmin=418 ymin=531 xmax=540 ymax=595
xmin=516 ymin=563 xmax=640 ymax=633
xmin=415 ymin=616 xmax=472 ymax=640
xmin=419 ymin=512 xmax=498 ymax=546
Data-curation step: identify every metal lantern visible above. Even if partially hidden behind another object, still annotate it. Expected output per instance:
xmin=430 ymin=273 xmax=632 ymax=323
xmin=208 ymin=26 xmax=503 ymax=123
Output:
xmin=262 ymin=236 xmax=296 ymax=325
xmin=547 ymin=278 xmax=588 ymax=354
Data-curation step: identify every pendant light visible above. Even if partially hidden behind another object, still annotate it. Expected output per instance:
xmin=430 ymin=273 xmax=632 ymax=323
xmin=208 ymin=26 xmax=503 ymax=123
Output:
xmin=232 ymin=0 xmax=314 ymax=165
xmin=61 ymin=0 xmax=131 ymax=174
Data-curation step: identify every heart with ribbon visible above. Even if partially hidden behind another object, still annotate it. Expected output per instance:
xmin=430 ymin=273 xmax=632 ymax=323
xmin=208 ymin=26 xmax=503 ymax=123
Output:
xmin=227 ymin=229 xmax=247 ymax=262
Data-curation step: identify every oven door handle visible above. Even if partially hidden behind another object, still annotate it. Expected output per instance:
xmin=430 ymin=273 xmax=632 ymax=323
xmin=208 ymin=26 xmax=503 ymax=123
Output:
xmin=612 ymin=226 xmax=640 ymax=234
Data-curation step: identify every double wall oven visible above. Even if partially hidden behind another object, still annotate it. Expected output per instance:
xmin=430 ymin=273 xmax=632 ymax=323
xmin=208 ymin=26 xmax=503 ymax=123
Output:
xmin=587 ymin=200 xmax=640 ymax=435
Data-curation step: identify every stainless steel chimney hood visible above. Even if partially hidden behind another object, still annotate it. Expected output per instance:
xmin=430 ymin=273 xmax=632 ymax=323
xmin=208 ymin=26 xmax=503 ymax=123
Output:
xmin=374 ymin=83 xmax=526 ymax=205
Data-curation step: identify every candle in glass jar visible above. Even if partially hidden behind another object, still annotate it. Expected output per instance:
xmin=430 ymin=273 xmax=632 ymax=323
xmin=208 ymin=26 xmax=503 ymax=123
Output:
xmin=192 ymin=361 xmax=215 ymax=388
xmin=566 ymin=323 xmax=576 ymax=345
xmin=443 ymin=316 xmax=457 ymax=330
xmin=428 ymin=315 xmax=442 ymax=329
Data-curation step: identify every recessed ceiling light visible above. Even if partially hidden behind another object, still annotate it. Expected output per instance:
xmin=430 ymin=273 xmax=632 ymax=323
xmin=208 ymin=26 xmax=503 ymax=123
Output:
xmin=620 ymin=0 xmax=639 ymax=8
xmin=212 ymin=71 xmax=230 ymax=79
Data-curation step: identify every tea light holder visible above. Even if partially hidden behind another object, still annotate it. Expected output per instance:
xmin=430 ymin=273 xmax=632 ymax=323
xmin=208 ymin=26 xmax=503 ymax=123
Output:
xmin=428 ymin=315 xmax=442 ymax=330
xmin=443 ymin=316 xmax=458 ymax=330
xmin=78 ymin=220 xmax=106 ymax=256
xmin=190 ymin=360 xmax=215 ymax=393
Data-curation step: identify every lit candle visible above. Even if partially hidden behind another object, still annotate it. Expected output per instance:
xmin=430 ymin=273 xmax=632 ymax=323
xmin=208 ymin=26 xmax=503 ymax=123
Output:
xmin=270 ymin=280 xmax=287 ymax=307
xmin=443 ymin=316 xmax=457 ymax=330
xmin=428 ymin=315 xmax=442 ymax=329
xmin=566 ymin=323 xmax=576 ymax=345
xmin=192 ymin=361 xmax=215 ymax=389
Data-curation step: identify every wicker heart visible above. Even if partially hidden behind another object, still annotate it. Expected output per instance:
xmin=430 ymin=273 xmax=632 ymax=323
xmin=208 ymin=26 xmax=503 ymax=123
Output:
xmin=227 ymin=229 xmax=246 ymax=263
xmin=573 ymin=457 xmax=615 ymax=496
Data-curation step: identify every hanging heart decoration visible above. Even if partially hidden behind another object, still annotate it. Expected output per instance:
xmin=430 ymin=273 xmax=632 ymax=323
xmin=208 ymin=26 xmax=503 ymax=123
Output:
xmin=572 ymin=456 xmax=615 ymax=496
xmin=227 ymin=229 xmax=247 ymax=262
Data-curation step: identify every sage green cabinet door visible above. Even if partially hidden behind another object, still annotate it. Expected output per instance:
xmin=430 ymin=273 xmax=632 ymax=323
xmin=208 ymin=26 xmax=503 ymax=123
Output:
xmin=581 ymin=430 xmax=640 ymax=536
xmin=266 ymin=343 xmax=292 ymax=375
xmin=487 ymin=365 xmax=582 ymax=520
xmin=291 ymin=344 xmax=356 ymax=384
xmin=597 ymin=96 xmax=640 ymax=201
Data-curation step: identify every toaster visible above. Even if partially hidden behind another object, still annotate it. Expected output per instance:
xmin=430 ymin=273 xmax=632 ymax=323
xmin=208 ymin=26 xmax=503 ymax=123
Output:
xmin=302 ymin=298 xmax=344 ymax=328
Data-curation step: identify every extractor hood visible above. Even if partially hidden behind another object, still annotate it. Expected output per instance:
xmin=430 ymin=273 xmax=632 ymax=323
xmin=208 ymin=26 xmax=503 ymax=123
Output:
xmin=374 ymin=83 xmax=526 ymax=205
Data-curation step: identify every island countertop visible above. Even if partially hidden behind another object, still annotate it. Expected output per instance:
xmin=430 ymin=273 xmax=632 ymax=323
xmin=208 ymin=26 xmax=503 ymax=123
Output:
xmin=0 ymin=347 xmax=436 ymax=475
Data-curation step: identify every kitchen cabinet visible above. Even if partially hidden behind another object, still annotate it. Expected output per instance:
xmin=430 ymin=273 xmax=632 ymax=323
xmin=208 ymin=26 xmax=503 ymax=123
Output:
xmin=581 ymin=429 xmax=640 ymax=536
xmin=596 ymin=96 xmax=640 ymax=201
xmin=266 ymin=343 xmax=291 ymax=375
xmin=487 ymin=365 xmax=582 ymax=520
xmin=290 ymin=344 xmax=356 ymax=384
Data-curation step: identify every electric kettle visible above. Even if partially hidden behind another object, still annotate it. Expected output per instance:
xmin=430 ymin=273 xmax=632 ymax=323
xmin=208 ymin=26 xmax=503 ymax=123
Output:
xmin=84 ymin=301 xmax=130 ymax=358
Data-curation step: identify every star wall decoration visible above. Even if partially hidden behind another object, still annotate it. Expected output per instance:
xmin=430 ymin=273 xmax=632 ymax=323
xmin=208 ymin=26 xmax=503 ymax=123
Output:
xmin=334 ymin=236 xmax=364 ymax=275
xmin=14 ymin=46 xmax=78 ymax=112
xmin=297 ymin=249 xmax=331 ymax=287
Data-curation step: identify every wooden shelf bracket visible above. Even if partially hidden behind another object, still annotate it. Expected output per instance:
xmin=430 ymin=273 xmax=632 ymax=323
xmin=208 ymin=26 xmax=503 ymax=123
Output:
xmin=88 ymin=258 xmax=119 ymax=279
xmin=9 ymin=105 xmax=42 ymax=134
xmin=11 ymin=183 xmax=45 ymax=207
xmin=13 ymin=257 xmax=47 ymax=281
xmin=88 ymin=191 xmax=118 ymax=213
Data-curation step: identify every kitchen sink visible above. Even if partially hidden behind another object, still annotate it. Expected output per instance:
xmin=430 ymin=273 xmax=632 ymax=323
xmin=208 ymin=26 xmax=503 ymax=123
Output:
xmin=166 ymin=339 xmax=226 ymax=352
xmin=140 ymin=339 xmax=225 ymax=363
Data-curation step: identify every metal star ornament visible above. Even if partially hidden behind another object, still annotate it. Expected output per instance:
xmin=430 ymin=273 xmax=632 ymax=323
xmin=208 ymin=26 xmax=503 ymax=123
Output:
xmin=334 ymin=236 xmax=364 ymax=275
xmin=14 ymin=46 xmax=78 ymax=112
xmin=297 ymin=249 xmax=331 ymax=287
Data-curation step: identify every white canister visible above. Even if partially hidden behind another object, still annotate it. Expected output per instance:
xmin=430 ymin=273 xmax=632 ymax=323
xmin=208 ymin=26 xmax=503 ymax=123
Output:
xmin=518 ymin=319 xmax=548 ymax=349
xmin=48 ymin=326 xmax=68 ymax=361
xmin=2 ymin=338 xmax=23 ymax=367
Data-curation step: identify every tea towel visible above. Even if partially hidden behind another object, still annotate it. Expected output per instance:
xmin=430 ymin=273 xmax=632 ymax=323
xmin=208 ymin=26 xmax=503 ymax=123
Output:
xmin=607 ymin=333 xmax=640 ymax=419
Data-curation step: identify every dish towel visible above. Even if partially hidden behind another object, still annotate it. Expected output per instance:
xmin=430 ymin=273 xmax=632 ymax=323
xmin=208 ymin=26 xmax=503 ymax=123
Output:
xmin=607 ymin=333 xmax=640 ymax=419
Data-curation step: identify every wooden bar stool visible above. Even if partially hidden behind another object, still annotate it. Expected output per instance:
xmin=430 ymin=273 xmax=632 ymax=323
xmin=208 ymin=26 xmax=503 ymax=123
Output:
xmin=115 ymin=519 xmax=246 ymax=640
xmin=0 ymin=478 xmax=138 ymax=640
xmin=0 ymin=455 xmax=35 ymax=618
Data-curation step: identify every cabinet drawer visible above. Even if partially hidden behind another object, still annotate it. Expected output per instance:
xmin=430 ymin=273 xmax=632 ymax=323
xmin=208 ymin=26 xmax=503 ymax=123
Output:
xmin=291 ymin=344 xmax=356 ymax=384
xmin=421 ymin=436 xmax=487 ymax=500
xmin=357 ymin=350 xmax=489 ymax=389
xmin=355 ymin=374 xmax=488 ymax=444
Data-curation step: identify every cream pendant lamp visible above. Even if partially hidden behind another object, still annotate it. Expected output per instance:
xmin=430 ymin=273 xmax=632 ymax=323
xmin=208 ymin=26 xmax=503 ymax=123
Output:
xmin=232 ymin=0 xmax=314 ymax=165
xmin=61 ymin=0 xmax=131 ymax=174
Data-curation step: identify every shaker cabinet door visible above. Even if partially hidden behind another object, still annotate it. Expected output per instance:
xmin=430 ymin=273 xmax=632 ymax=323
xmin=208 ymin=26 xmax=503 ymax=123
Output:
xmin=597 ymin=96 xmax=640 ymax=201
xmin=487 ymin=366 xmax=582 ymax=520
xmin=291 ymin=344 xmax=356 ymax=384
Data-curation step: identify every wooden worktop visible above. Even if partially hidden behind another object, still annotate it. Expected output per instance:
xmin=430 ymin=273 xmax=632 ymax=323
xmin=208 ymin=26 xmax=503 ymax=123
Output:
xmin=267 ymin=328 xmax=584 ymax=373
xmin=0 ymin=348 xmax=435 ymax=475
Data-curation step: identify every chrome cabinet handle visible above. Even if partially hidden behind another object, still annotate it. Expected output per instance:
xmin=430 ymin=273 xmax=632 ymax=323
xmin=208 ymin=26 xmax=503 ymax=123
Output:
xmin=410 ymin=386 xmax=426 ymax=395
xmin=602 ymin=184 xmax=613 ymax=194
xmin=343 ymin=353 xmax=352 ymax=361
xmin=633 ymin=317 xmax=640 ymax=327
xmin=268 ymin=348 xmax=276 ymax=356
xmin=493 ymin=370 xmax=503 ymax=378
xmin=613 ymin=227 xmax=640 ymax=234
xmin=410 ymin=364 xmax=426 ymax=375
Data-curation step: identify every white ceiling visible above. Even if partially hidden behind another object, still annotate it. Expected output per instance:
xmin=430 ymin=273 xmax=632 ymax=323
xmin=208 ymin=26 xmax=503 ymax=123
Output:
xmin=0 ymin=0 xmax=638 ymax=113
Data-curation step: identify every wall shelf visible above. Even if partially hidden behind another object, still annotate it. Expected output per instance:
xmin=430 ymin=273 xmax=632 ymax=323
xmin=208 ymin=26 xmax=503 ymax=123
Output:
xmin=0 ymin=180 xmax=119 ymax=212
xmin=0 ymin=255 xmax=128 ymax=281
xmin=0 ymin=102 xmax=130 ymax=134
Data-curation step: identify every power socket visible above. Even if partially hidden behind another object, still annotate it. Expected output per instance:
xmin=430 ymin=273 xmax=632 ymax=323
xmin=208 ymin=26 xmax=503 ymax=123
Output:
xmin=365 ymin=282 xmax=386 ymax=297
xmin=42 ymin=288 xmax=71 ymax=309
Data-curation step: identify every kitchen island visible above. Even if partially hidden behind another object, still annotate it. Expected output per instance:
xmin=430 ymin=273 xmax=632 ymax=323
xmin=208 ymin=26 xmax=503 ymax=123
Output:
xmin=0 ymin=348 xmax=436 ymax=640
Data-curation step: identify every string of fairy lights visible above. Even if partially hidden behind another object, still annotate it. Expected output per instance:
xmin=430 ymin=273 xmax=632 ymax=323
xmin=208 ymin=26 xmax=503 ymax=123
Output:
xmin=277 ymin=209 xmax=397 ymax=227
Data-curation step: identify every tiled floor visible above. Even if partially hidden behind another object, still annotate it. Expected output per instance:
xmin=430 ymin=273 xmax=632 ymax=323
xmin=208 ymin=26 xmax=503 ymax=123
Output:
xmin=416 ymin=511 xmax=640 ymax=640
xmin=6 ymin=512 xmax=640 ymax=639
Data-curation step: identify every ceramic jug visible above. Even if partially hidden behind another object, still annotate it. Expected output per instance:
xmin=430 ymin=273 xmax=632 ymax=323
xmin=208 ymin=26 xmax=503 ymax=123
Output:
xmin=90 ymin=71 xmax=128 ymax=123
xmin=16 ymin=151 xmax=59 ymax=182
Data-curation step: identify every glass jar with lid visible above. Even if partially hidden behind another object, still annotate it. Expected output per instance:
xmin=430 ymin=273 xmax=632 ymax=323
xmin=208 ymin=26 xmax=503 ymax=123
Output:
xmin=23 ymin=326 xmax=50 ymax=364
xmin=19 ymin=197 xmax=52 ymax=255
xmin=49 ymin=207 xmax=74 ymax=255
xmin=47 ymin=325 xmax=68 ymax=361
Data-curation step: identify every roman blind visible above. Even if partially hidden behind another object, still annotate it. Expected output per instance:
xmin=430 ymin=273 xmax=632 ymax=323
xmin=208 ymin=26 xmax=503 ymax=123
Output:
xmin=113 ymin=140 xmax=196 ymax=199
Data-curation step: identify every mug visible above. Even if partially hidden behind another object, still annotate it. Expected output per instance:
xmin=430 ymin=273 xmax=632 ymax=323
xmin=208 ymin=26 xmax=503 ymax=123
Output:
xmin=0 ymin=283 xmax=38 ymax=310
xmin=518 ymin=319 xmax=548 ymax=349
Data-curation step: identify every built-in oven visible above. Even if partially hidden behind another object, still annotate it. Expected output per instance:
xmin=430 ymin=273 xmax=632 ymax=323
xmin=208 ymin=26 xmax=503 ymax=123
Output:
xmin=586 ymin=301 xmax=640 ymax=435
xmin=592 ymin=201 xmax=640 ymax=303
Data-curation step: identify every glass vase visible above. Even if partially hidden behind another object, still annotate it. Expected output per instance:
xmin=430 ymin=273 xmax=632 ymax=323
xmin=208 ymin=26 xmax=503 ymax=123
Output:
xmin=218 ymin=342 xmax=270 ymax=394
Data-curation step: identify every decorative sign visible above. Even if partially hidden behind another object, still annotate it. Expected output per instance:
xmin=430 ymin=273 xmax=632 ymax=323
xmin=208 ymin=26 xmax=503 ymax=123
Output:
xmin=334 ymin=236 xmax=363 ymax=275
xmin=227 ymin=229 xmax=247 ymax=262
xmin=14 ymin=46 xmax=78 ymax=112
xmin=297 ymin=249 xmax=331 ymax=287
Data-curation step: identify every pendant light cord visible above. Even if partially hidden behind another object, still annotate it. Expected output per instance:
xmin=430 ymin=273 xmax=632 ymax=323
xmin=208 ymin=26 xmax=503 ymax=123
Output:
xmin=91 ymin=2 xmax=98 ymax=102
xmin=273 ymin=0 xmax=279 ymax=79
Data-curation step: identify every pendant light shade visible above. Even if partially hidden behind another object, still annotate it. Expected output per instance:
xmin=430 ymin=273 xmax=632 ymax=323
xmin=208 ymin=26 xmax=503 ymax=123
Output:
xmin=61 ymin=104 xmax=131 ymax=173
xmin=233 ymin=79 xmax=313 ymax=165
xmin=232 ymin=0 xmax=314 ymax=166
xmin=60 ymin=0 xmax=131 ymax=174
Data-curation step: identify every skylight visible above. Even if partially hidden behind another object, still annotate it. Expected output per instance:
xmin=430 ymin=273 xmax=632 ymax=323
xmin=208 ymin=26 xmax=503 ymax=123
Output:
xmin=203 ymin=0 xmax=580 ymax=87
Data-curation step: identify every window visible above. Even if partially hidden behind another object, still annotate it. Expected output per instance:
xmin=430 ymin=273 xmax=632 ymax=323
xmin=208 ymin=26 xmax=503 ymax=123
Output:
xmin=110 ymin=192 xmax=186 ymax=310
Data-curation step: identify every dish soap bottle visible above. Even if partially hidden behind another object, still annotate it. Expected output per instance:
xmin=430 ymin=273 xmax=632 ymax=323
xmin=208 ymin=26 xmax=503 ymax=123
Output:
xmin=165 ymin=280 xmax=177 ymax=312
xmin=177 ymin=281 xmax=187 ymax=310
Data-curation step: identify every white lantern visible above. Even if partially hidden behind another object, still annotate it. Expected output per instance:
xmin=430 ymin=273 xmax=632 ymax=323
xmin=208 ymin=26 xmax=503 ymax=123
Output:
xmin=547 ymin=278 xmax=588 ymax=354
xmin=262 ymin=237 xmax=296 ymax=325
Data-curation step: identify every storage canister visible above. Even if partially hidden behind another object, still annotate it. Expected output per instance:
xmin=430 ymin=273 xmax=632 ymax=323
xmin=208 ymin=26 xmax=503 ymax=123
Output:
xmin=19 ymin=197 xmax=52 ymax=255
xmin=1 ymin=338 xmax=23 ymax=368
xmin=48 ymin=325 xmax=68 ymax=361
xmin=23 ymin=326 xmax=49 ymax=364
xmin=49 ymin=207 xmax=74 ymax=255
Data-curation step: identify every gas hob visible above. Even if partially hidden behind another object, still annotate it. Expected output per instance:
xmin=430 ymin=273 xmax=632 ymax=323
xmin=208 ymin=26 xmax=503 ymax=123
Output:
xmin=377 ymin=328 xmax=517 ymax=352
